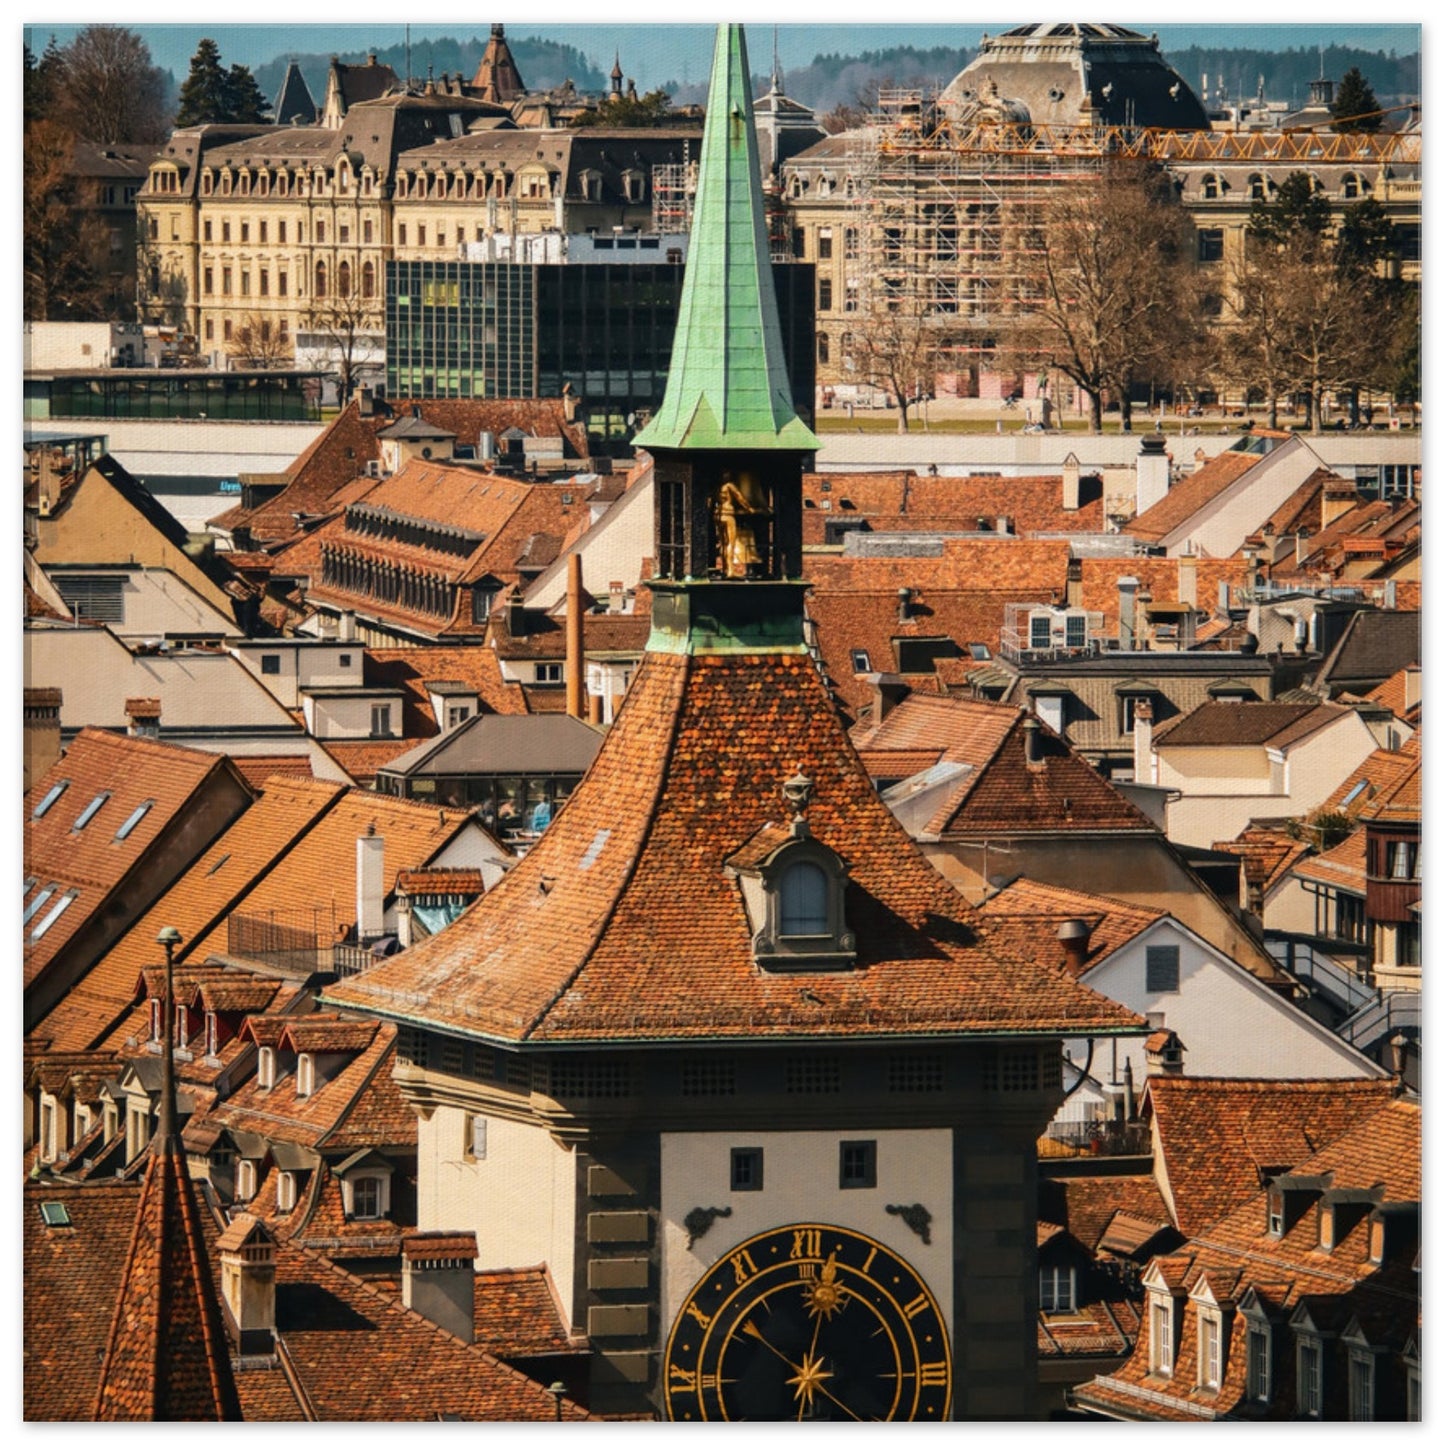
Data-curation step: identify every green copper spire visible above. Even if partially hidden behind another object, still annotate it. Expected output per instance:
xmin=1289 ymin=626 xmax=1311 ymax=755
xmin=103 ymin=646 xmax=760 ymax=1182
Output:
xmin=634 ymin=24 xmax=819 ymax=453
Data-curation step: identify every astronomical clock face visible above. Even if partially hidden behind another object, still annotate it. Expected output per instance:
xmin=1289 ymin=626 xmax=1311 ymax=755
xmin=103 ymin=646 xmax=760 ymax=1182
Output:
xmin=663 ymin=1223 xmax=952 ymax=1422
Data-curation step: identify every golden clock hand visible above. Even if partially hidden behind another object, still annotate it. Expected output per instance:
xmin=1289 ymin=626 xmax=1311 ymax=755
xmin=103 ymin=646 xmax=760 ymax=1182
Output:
xmin=797 ymin=1306 xmax=826 ymax=1420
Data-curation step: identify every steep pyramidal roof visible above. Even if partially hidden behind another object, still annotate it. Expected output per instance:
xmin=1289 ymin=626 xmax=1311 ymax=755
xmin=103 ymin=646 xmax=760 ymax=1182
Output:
xmin=273 ymin=61 xmax=317 ymax=125
xmin=472 ymin=24 xmax=527 ymax=104
xmin=633 ymin=24 xmax=818 ymax=452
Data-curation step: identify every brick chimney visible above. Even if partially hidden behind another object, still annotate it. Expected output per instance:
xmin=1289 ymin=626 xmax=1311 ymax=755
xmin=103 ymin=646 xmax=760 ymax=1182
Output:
xmin=218 ymin=1214 xmax=276 ymax=1356
xmin=23 ymin=688 xmax=62 ymax=792
xmin=1057 ymin=918 xmax=1091 ymax=976
xmin=1022 ymin=714 xmax=1044 ymax=767
xmin=124 ymin=697 xmax=162 ymax=739
xmin=356 ymin=824 xmax=386 ymax=942
xmin=402 ymin=1231 xmax=479 ymax=1343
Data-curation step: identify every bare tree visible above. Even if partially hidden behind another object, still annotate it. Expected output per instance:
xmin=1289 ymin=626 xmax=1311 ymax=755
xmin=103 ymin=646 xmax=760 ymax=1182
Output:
xmin=226 ymin=314 xmax=294 ymax=369
xmin=845 ymin=293 xmax=936 ymax=432
xmin=24 ymin=120 xmax=107 ymax=320
xmin=301 ymin=291 xmax=383 ymax=402
xmin=998 ymin=159 xmax=1202 ymax=433
xmin=51 ymin=26 xmax=170 ymax=145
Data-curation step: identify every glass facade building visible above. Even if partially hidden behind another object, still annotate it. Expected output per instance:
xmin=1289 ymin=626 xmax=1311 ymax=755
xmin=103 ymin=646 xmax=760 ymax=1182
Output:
xmin=386 ymin=257 xmax=815 ymax=452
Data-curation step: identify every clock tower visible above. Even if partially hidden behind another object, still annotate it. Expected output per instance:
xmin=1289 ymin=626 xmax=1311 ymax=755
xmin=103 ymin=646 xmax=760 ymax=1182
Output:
xmin=327 ymin=24 xmax=1143 ymax=1420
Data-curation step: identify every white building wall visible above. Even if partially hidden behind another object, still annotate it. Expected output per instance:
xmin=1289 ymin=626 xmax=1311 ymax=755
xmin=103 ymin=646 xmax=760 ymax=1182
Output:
xmin=525 ymin=469 xmax=656 ymax=613
xmin=1160 ymin=442 xmax=1321 ymax=557
xmin=660 ymin=1128 xmax=953 ymax=1342
xmin=1069 ymin=919 xmax=1383 ymax=1086
xmin=417 ymin=1107 xmax=578 ymax=1331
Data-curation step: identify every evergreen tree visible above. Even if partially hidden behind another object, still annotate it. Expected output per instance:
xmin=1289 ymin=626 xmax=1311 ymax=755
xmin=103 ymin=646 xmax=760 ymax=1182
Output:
xmin=1247 ymin=171 xmax=1331 ymax=246
xmin=225 ymin=63 xmax=272 ymax=123
xmin=1331 ymin=66 xmax=1382 ymax=133
xmin=177 ymin=38 xmax=232 ymax=125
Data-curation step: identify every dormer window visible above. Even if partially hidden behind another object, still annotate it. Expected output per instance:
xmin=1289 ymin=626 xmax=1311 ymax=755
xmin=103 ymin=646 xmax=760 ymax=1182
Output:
xmin=725 ymin=776 xmax=855 ymax=970
xmin=1039 ymin=1264 xmax=1076 ymax=1313
xmin=257 ymin=1045 xmax=276 ymax=1089
xmin=1267 ymin=1187 xmax=1285 ymax=1237
xmin=296 ymin=1053 xmax=315 ymax=1098
xmin=1246 ymin=1318 xmax=1273 ymax=1404
xmin=345 ymin=1172 xmax=389 ymax=1220
xmin=236 ymin=1158 xmax=259 ymax=1202
xmin=276 ymin=1170 xmax=298 ymax=1212
xmin=1148 ymin=1293 xmax=1176 ymax=1377
xmin=1196 ymin=1304 xmax=1227 ymax=1391
xmin=150 ymin=998 xmax=163 ymax=1044
xmin=204 ymin=1011 xmax=220 ymax=1060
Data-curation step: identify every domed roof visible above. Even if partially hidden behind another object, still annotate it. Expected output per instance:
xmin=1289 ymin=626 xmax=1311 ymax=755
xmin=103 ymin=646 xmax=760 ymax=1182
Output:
xmin=942 ymin=23 xmax=1208 ymax=132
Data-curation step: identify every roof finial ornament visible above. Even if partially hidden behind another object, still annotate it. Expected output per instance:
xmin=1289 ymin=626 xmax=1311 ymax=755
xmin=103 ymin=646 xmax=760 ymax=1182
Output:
xmin=782 ymin=772 xmax=813 ymax=834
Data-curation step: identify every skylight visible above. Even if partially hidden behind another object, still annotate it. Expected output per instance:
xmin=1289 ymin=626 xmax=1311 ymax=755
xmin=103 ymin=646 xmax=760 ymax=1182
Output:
xmin=1342 ymin=780 xmax=1370 ymax=808
xmin=114 ymin=800 xmax=154 ymax=841
xmin=207 ymin=852 xmax=232 ymax=876
xmin=72 ymin=792 xmax=112 ymax=832
xmin=29 ymin=889 xmax=78 ymax=942
xmin=23 ymin=885 xmax=56 ymax=927
xmin=38 ymin=1201 xmax=72 ymax=1227
xmin=31 ymin=780 xmax=69 ymax=819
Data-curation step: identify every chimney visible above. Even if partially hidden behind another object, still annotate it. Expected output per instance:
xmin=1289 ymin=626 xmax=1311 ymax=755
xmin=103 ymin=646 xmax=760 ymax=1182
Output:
xmin=338 ymin=610 xmax=357 ymax=643
xmin=1145 ymin=1029 xmax=1186 ymax=1076
xmin=897 ymin=586 xmax=912 ymax=623
xmin=589 ymin=692 xmax=605 ymax=725
xmin=870 ymin=673 xmax=909 ymax=723
xmin=1383 ymin=579 xmax=1397 ymax=610
xmin=37 ymin=448 xmax=64 ymax=516
xmin=23 ymin=687 xmax=62 ymax=793
xmin=561 ymin=382 xmax=578 ymax=423
xmin=506 ymin=588 xmax=525 ymax=636
xmin=1177 ymin=553 xmax=1198 ymax=609
xmin=1057 ymin=918 xmax=1091 ymax=976
xmin=479 ymin=431 xmax=496 ymax=462
xmin=1117 ymin=576 xmax=1139 ymax=650
xmin=607 ymin=580 xmax=625 ymax=614
xmin=1136 ymin=435 xmax=1170 ymax=514
xmin=1022 ymin=714 xmax=1043 ymax=766
xmin=218 ymin=1214 xmax=276 ymax=1355
xmin=124 ymin=697 xmax=162 ymax=739
xmin=394 ymin=885 xmax=414 ymax=948
xmin=402 ymin=1231 xmax=479 ymax=1344
xmin=1294 ymin=527 xmax=1313 ymax=569
xmin=1403 ymin=664 xmax=1420 ymax=712
xmin=1065 ymin=556 xmax=1082 ymax=609
xmin=1132 ymin=697 xmax=1154 ymax=781
xmin=565 ymin=554 xmax=585 ymax=720
xmin=1061 ymin=452 xmax=1081 ymax=512
xmin=356 ymin=825 xmax=385 ymax=942
xmin=357 ymin=387 xmax=375 ymax=417
xmin=1321 ymin=477 xmax=1360 ymax=529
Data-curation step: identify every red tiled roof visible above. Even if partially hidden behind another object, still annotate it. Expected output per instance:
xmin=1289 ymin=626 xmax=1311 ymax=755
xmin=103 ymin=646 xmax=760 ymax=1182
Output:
xmin=1212 ymin=827 xmax=1309 ymax=896
xmin=1142 ymin=1075 xmax=1398 ymax=1238
xmin=93 ymin=1144 xmax=241 ymax=1420
xmin=1125 ymin=448 xmax=1262 ymax=544
xmin=228 ymin=756 xmax=317 ymax=787
xmin=365 ymin=645 xmax=528 ymax=725
xmin=316 ymin=739 xmax=425 ymax=783
xmin=1079 ymin=556 xmax=1249 ymax=630
xmin=33 ymin=777 xmax=343 ymax=1053
xmin=327 ymin=648 xmax=1145 ymax=1043
xmin=978 ymin=879 xmax=1164 ymax=973
xmin=472 ymin=1266 xmax=581 ymax=1356
xmin=24 ymin=730 xmax=251 ymax=994
xmin=1289 ymin=827 xmax=1367 ymax=890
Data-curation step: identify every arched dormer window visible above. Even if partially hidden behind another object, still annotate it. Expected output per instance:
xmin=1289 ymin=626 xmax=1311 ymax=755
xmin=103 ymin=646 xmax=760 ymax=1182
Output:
xmin=789 ymin=173 xmax=805 ymax=199
xmin=200 ymin=170 xmax=214 ymax=196
xmin=723 ymin=775 xmax=856 ymax=970
xmin=1201 ymin=173 xmax=1220 ymax=200
xmin=276 ymin=169 xmax=289 ymax=197
xmin=1249 ymin=173 xmax=1266 ymax=200
xmin=1342 ymin=172 xmax=1362 ymax=199
xmin=395 ymin=172 xmax=409 ymax=200
xmin=257 ymin=169 xmax=270 ymax=197
xmin=238 ymin=169 xmax=250 ymax=195
xmin=360 ymin=169 xmax=374 ymax=197
xmin=337 ymin=162 xmax=351 ymax=193
xmin=220 ymin=168 xmax=232 ymax=195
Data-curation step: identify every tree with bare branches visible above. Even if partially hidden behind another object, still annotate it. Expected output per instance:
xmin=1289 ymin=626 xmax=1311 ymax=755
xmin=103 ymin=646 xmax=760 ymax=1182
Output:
xmin=226 ymin=314 xmax=294 ymax=370
xmin=998 ymin=159 xmax=1203 ymax=433
xmin=845 ymin=292 xmax=936 ymax=432
xmin=301 ymin=291 xmax=383 ymax=402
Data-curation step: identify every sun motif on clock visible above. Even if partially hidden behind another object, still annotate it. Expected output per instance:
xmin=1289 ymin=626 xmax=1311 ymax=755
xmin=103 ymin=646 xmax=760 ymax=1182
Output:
xmin=662 ymin=1223 xmax=952 ymax=1421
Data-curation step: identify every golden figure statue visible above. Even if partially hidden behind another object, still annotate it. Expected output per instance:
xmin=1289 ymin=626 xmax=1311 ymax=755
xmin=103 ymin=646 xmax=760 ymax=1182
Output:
xmin=712 ymin=469 xmax=770 ymax=577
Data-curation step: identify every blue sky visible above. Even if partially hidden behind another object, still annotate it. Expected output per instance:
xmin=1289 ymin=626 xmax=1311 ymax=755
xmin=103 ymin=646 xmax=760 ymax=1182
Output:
xmin=24 ymin=20 xmax=1422 ymax=94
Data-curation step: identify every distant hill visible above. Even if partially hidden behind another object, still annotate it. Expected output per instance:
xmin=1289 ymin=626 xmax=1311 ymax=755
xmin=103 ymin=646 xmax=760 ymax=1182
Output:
xmin=1164 ymin=45 xmax=1420 ymax=110
xmin=253 ymin=36 xmax=607 ymax=113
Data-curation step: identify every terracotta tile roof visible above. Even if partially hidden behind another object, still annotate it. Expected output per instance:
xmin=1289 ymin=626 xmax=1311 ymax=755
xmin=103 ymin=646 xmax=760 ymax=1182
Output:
xmin=33 ymin=777 xmax=343 ymax=1054
xmin=978 ymin=879 xmax=1165 ymax=973
xmin=1318 ymin=733 xmax=1419 ymax=814
xmin=315 ymin=739 xmax=425 ymax=784
xmin=1079 ymin=556 xmax=1249 ymax=630
xmin=1246 ymin=467 xmax=1328 ymax=542
xmin=1037 ymin=1297 xmax=1142 ymax=1360
xmin=398 ymin=868 xmax=486 ymax=896
xmin=1356 ymin=749 xmax=1420 ymax=824
xmin=1151 ymin=700 xmax=1349 ymax=749
xmin=1288 ymin=827 xmax=1367 ymax=890
xmin=802 ymin=469 xmax=1106 ymax=538
xmin=1125 ymin=447 xmax=1262 ymax=543
xmin=365 ymin=645 xmax=528 ymax=725
xmin=25 ymin=1179 xmax=151 ymax=1419
xmin=1212 ymin=827 xmax=1310 ymax=896
xmin=472 ymin=1265 xmax=581 ymax=1356
xmin=1039 ymin=1173 xmax=1175 ymax=1255
xmin=237 ymin=1239 xmax=590 ymax=1420
xmin=1361 ymin=666 xmax=1420 ymax=723
xmin=229 ymin=756 xmax=318 ymax=787
xmin=326 ymin=648 xmax=1145 ymax=1043
xmin=24 ymin=730 xmax=250 ymax=994
xmin=1075 ymin=1098 xmax=1418 ymax=1421
xmin=853 ymin=746 xmax=944 ymax=779
xmin=1142 ymin=1075 xmax=1399 ymax=1238
xmin=93 ymin=1143 xmax=242 ymax=1420
xmin=281 ymin=1015 xmax=381 ymax=1054
xmin=259 ymin=1157 xmax=409 ymax=1256
xmin=214 ymin=1021 xmax=404 ymax=1151
xmin=182 ymin=790 xmax=473 ymax=965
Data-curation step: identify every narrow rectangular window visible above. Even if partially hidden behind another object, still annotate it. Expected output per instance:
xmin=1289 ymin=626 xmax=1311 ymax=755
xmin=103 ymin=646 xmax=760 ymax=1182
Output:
xmin=1146 ymin=944 xmax=1181 ymax=993
xmin=1298 ymin=1339 xmax=1321 ymax=1416
xmin=839 ymin=1140 xmax=876 ymax=1189
xmin=1247 ymin=1325 xmax=1272 ymax=1403
xmin=730 ymin=1147 xmax=763 ymax=1191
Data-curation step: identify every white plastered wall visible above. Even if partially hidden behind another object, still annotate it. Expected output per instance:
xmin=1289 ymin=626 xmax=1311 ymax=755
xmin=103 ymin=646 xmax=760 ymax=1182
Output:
xmin=417 ymin=1107 xmax=577 ymax=1331
xmin=660 ymin=1128 xmax=954 ymax=1343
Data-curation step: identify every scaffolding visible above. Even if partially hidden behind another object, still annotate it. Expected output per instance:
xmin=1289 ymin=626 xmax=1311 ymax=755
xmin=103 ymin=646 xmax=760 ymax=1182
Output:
xmin=651 ymin=142 xmax=696 ymax=235
xmin=843 ymin=91 xmax=1421 ymax=397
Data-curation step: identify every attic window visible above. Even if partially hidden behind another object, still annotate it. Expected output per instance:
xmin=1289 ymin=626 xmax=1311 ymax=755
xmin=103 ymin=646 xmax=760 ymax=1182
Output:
xmin=296 ymin=1053 xmax=315 ymax=1098
xmin=23 ymin=885 xmax=57 ymax=928
xmin=38 ymin=1201 xmax=72 ymax=1228
xmin=1342 ymin=780 xmax=1369 ymax=807
xmin=346 ymin=1173 xmax=388 ymax=1220
xmin=72 ymin=792 xmax=111 ymax=831
xmin=29 ymin=889 xmax=78 ymax=942
xmin=276 ymin=1171 xmax=298 ymax=1212
xmin=1040 ymin=1264 xmax=1076 ymax=1313
xmin=236 ymin=1159 xmax=259 ymax=1202
xmin=31 ymin=781 xmax=69 ymax=819
xmin=1267 ymin=1188 xmax=1285 ymax=1238
xmin=114 ymin=801 xmax=154 ymax=841
xmin=257 ymin=1045 xmax=276 ymax=1090
xmin=850 ymin=649 xmax=871 ymax=674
